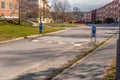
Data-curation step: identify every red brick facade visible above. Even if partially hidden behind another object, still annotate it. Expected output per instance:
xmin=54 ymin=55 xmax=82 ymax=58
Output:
xmin=84 ymin=0 xmax=120 ymax=23
xmin=91 ymin=10 xmax=96 ymax=21
xmin=84 ymin=11 xmax=91 ymax=22
xmin=84 ymin=10 xmax=96 ymax=22
xmin=0 ymin=0 xmax=18 ymax=18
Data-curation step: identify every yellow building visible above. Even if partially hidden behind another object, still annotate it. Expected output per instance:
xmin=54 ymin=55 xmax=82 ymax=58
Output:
xmin=38 ymin=0 xmax=51 ymax=23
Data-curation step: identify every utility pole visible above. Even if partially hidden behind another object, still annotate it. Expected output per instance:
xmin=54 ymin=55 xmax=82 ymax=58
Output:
xmin=18 ymin=0 xmax=21 ymax=24
xmin=38 ymin=0 xmax=45 ymax=35
xmin=116 ymin=0 xmax=120 ymax=79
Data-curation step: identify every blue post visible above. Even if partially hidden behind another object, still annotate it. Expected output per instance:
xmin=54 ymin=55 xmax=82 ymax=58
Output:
xmin=39 ymin=23 xmax=43 ymax=34
xmin=92 ymin=26 xmax=96 ymax=38
xmin=91 ymin=26 xmax=96 ymax=43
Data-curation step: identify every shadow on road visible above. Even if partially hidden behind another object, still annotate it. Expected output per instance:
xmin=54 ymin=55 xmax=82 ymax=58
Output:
xmin=13 ymin=63 xmax=105 ymax=80
xmin=52 ymin=63 xmax=106 ymax=80
xmin=14 ymin=68 xmax=58 ymax=80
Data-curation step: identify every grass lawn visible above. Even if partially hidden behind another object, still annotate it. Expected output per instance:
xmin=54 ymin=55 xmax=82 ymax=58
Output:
xmin=104 ymin=61 xmax=116 ymax=80
xmin=44 ymin=23 xmax=81 ymax=28
xmin=0 ymin=24 xmax=64 ymax=41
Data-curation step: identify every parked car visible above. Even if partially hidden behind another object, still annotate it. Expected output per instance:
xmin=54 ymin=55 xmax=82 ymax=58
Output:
xmin=75 ymin=20 xmax=85 ymax=24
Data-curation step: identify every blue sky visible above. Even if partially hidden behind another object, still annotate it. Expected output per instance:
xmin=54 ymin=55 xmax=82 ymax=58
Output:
xmin=47 ymin=0 xmax=113 ymax=11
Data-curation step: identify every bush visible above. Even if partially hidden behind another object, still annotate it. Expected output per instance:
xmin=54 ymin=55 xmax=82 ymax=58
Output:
xmin=104 ymin=62 xmax=116 ymax=80
xmin=7 ymin=19 xmax=18 ymax=25
xmin=0 ymin=19 xmax=33 ymax=26
xmin=86 ymin=20 xmax=102 ymax=24
xmin=68 ymin=21 xmax=74 ymax=24
xmin=20 ymin=20 xmax=33 ymax=26
xmin=96 ymin=20 xmax=102 ymax=24
xmin=86 ymin=22 xmax=91 ymax=24
xmin=91 ymin=20 xmax=102 ymax=24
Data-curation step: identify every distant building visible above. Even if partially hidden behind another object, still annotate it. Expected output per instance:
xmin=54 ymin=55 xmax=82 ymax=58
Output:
xmin=84 ymin=11 xmax=92 ymax=22
xmin=84 ymin=0 xmax=120 ymax=23
xmin=0 ymin=0 xmax=18 ymax=19
xmin=91 ymin=10 xmax=96 ymax=21
xmin=96 ymin=0 xmax=119 ymax=22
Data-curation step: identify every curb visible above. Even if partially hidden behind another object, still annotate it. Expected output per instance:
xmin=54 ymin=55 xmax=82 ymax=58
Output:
xmin=0 ymin=37 xmax=24 ymax=44
xmin=0 ymin=29 xmax=66 ymax=44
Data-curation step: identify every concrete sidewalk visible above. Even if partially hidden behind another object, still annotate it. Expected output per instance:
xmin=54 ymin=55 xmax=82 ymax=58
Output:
xmin=52 ymin=35 xmax=117 ymax=80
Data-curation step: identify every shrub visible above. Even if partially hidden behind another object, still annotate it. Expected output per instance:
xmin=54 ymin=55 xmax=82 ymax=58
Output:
xmin=0 ymin=19 xmax=33 ymax=26
xmin=7 ymin=19 xmax=18 ymax=25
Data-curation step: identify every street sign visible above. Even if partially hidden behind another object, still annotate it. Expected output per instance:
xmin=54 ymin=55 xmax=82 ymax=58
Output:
xmin=39 ymin=23 xmax=43 ymax=33
xmin=92 ymin=26 xmax=96 ymax=37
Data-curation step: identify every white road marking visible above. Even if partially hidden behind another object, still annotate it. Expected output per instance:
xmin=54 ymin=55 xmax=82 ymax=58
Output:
xmin=70 ymin=42 xmax=74 ymax=44
xmin=58 ymin=41 xmax=66 ymax=44
xmin=32 ymin=40 xmax=40 ymax=42
xmin=47 ymin=41 xmax=53 ymax=43
xmin=74 ymin=44 xmax=82 ymax=46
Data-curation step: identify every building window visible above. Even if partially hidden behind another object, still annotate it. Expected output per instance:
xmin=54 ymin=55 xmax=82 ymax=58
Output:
xmin=15 ymin=4 xmax=18 ymax=10
xmin=9 ymin=3 xmax=12 ymax=10
xmin=1 ymin=1 xmax=6 ymax=9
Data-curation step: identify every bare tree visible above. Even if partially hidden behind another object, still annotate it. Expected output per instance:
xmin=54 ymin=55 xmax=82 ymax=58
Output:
xmin=73 ymin=7 xmax=81 ymax=21
xmin=18 ymin=0 xmax=50 ymax=24
xmin=51 ymin=0 xmax=71 ymax=22
xmin=38 ymin=0 xmax=51 ymax=23
xmin=19 ymin=0 xmax=38 ymax=22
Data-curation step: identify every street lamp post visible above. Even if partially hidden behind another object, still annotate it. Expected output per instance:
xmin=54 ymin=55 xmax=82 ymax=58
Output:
xmin=116 ymin=22 xmax=120 ymax=80
xmin=38 ymin=0 xmax=45 ymax=35
xmin=116 ymin=0 xmax=120 ymax=79
xmin=18 ymin=0 xmax=21 ymax=24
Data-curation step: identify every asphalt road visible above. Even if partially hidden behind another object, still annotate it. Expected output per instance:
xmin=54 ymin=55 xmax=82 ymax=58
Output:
xmin=0 ymin=25 xmax=118 ymax=80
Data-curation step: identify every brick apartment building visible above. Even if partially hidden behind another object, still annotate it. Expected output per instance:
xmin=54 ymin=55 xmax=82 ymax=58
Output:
xmin=84 ymin=11 xmax=91 ymax=22
xmin=84 ymin=0 xmax=120 ymax=23
xmin=84 ymin=9 xmax=96 ymax=22
xmin=0 ymin=0 xmax=18 ymax=18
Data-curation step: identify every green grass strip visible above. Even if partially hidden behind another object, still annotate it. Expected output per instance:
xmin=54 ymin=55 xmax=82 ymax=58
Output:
xmin=104 ymin=61 xmax=116 ymax=80
xmin=43 ymin=23 xmax=80 ymax=28
xmin=0 ymin=24 xmax=64 ymax=41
